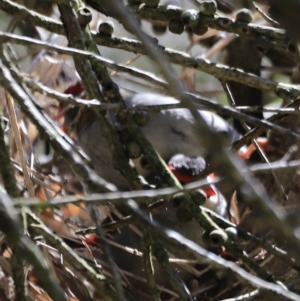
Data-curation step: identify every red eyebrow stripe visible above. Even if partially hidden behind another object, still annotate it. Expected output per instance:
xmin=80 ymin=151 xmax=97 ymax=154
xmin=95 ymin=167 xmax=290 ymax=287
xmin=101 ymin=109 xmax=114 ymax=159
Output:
xmin=168 ymin=165 xmax=217 ymax=197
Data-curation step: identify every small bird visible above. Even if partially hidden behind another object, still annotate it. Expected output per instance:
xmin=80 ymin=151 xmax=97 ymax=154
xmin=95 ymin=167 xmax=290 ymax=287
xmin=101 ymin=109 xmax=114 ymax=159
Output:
xmin=61 ymin=90 xmax=240 ymax=190
xmin=59 ymin=84 xmax=240 ymax=295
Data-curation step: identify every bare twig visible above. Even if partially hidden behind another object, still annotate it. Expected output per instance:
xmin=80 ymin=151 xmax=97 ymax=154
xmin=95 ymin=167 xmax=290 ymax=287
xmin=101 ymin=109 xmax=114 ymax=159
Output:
xmin=26 ymin=208 xmax=119 ymax=301
xmin=127 ymin=200 xmax=300 ymax=301
xmin=5 ymin=91 xmax=35 ymax=197
xmin=89 ymin=206 xmax=125 ymax=301
xmin=0 ymin=193 xmax=68 ymax=301
xmin=0 ymin=50 xmax=118 ymax=193
xmin=253 ymin=1 xmax=280 ymax=26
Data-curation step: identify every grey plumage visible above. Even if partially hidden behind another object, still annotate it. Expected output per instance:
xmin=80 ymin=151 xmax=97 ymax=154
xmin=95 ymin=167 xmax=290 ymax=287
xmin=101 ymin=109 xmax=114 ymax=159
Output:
xmin=76 ymin=93 xmax=240 ymax=190
xmin=70 ymin=93 xmax=239 ymax=293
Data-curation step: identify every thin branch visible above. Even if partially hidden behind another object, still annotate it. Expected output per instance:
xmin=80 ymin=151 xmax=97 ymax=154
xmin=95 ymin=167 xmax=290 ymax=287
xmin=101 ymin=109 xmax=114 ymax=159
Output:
xmin=234 ymin=106 xmax=300 ymax=114
xmin=221 ymin=81 xmax=287 ymax=201
xmin=127 ymin=200 xmax=300 ymax=301
xmin=89 ymin=206 xmax=125 ymax=301
xmin=232 ymin=98 xmax=300 ymax=150
xmin=60 ymin=2 xmax=184 ymax=191
xmin=151 ymin=237 xmax=193 ymax=301
xmin=0 ymin=0 xmax=294 ymax=63
xmin=0 ymin=193 xmax=68 ymax=301
xmin=13 ymin=176 xmax=213 ymax=208
xmin=93 ymin=34 xmax=300 ymax=100
xmin=58 ymin=1 xmax=143 ymax=190
xmin=128 ymin=4 xmax=287 ymax=41
xmin=24 ymin=77 xmax=300 ymax=115
xmin=141 ymin=232 xmax=161 ymax=301
xmin=26 ymin=208 xmax=119 ymax=301
xmin=4 ymin=96 xmax=30 ymax=300
xmin=12 ymin=155 xmax=300 ymax=208
xmin=253 ymin=1 xmax=280 ymax=26
xmin=79 ymin=206 xmax=300 ymax=274
xmin=99 ymin=2 xmax=292 ymax=59
xmin=5 ymin=91 xmax=35 ymax=197
xmin=1 ymin=31 xmax=298 ymax=101
xmin=0 ymin=0 xmax=64 ymax=34
xmin=0 ymin=50 xmax=118 ymax=193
